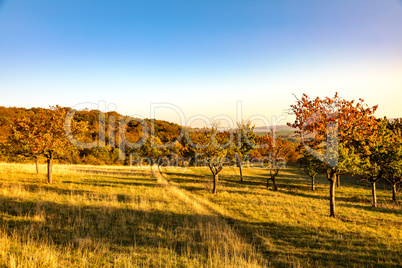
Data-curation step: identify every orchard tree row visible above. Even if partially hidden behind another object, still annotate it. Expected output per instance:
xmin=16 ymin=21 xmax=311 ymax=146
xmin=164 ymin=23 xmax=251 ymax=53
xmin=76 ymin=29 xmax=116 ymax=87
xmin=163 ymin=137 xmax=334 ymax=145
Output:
xmin=0 ymin=93 xmax=401 ymax=218
xmin=0 ymin=106 xmax=298 ymax=187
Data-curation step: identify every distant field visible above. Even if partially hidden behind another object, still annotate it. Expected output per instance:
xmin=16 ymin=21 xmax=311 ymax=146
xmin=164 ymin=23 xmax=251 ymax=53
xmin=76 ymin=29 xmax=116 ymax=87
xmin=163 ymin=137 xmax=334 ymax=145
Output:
xmin=0 ymin=162 xmax=401 ymax=267
xmin=254 ymin=130 xmax=295 ymax=137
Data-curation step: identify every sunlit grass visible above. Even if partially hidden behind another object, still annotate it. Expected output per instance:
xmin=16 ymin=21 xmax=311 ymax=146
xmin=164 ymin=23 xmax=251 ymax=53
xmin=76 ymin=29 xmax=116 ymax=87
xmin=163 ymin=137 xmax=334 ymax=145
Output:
xmin=163 ymin=164 xmax=402 ymax=267
xmin=0 ymin=162 xmax=264 ymax=267
xmin=1 ymin=161 xmax=400 ymax=267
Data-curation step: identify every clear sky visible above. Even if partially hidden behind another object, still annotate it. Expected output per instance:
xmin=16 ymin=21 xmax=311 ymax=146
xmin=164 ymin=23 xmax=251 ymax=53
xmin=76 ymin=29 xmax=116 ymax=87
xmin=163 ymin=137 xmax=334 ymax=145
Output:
xmin=0 ymin=0 xmax=401 ymax=127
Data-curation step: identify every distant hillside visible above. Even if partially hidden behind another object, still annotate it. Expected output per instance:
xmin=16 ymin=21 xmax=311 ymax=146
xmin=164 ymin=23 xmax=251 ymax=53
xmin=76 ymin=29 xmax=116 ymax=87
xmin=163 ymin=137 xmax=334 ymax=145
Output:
xmin=254 ymin=125 xmax=295 ymax=132
xmin=255 ymin=118 xmax=401 ymax=140
xmin=254 ymin=125 xmax=297 ymax=138
xmin=0 ymin=106 xmax=183 ymax=144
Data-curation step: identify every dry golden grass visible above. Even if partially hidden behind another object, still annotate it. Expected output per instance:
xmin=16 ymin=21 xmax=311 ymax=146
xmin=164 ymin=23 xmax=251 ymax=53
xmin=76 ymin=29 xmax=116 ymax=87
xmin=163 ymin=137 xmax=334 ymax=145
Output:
xmin=1 ymin=162 xmax=401 ymax=267
xmin=0 ymin=162 xmax=265 ymax=267
xmin=162 ymin=164 xmax=402 ymax=267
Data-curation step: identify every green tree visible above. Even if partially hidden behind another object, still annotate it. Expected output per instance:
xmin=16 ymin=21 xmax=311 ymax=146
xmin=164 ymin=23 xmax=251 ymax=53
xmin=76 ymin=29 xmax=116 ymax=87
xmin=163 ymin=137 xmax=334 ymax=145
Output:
xmin=358 ymin=118 xmax=402 ymax=204
xmin=297 ymin=147 xmax=322 ymax=191
xmin=235 ymin=121 xmax=256 ymax=182
xmin=383 ymin=119 xmax=402 ymax=201
xmin=385 ymin=168 xmax=402 ymax=202
xmin=195 ymin=126 xmax=229 ymax=194
xmin=356 ymin=119 xmax=389 ymax=207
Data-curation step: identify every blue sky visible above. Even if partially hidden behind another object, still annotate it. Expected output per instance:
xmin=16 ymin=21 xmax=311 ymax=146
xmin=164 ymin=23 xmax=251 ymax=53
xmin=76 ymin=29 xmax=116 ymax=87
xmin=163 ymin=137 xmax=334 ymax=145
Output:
xmin=0 ymin=0 xmax=401 ymax=127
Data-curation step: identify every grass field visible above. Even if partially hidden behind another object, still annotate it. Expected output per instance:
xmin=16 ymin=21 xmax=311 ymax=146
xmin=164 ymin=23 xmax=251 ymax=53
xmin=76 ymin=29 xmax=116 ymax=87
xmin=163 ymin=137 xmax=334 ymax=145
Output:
xmin=0 ymin=162 xmax=401 ymax=267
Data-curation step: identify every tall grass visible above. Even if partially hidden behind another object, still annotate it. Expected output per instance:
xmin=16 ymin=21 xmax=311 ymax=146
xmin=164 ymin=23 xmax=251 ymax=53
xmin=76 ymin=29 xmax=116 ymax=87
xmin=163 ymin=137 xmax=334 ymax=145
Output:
xmin=163 ymin=164 xmax=402 ymax=267
xmin=1 ymin=162 xmax=401 ymax=267
xmin=0 ymin=163 xmax=264 ymax=267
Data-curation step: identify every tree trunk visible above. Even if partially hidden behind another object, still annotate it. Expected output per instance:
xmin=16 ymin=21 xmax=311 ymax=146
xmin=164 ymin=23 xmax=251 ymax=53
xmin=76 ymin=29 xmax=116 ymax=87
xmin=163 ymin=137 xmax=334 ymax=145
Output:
xmin=371 ymin=182 xmax=377 ymax=207
xmin=272 ymin=176 xmax=278 ymax=191
xmin=237 ymin=155 xmax=243 ymax=182
xmin=392 ymin=184 xmax=397 ymax=201
xmin=35 ymin=156 xmax=39 ymax=174
xmin=336 ymin=174 xmax=340 ymax=187
xmin=212 ymin=173 xmax=218 ymax=194
xmin=329 ymin=174 xmax=336 ymax=217
xmin=47 ymin=157 xmax=53 ymax=184
xmin=268 ymin=169 xmax=279 ymax=191
xmin=311 ymin=175 xmax=315 ymax=191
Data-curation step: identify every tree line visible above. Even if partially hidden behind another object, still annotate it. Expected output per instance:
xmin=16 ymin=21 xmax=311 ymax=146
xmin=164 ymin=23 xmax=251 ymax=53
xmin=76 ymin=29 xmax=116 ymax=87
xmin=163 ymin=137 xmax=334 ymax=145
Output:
xmin=0 ymin=106 xmax=298 ymax=186
xmin=0 ymin=92 xmax=401 ymax=218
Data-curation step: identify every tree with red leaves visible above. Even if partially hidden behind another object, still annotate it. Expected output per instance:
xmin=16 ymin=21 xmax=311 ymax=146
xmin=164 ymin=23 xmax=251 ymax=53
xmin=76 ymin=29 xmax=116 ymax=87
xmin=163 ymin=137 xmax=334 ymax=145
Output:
xmin=288 ymin=93 xmax=378 ymax=217
xmin=259 ymin=132 xmax=290 ymax=191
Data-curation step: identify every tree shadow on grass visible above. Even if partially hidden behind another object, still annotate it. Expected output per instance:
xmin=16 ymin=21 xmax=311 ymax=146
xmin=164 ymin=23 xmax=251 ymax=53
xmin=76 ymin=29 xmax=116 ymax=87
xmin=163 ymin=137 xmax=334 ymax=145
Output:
xmin=163 ymin=171 xmax=202 ymax=179
xmin=0 ymin=193 xmax=400 ymax=267
xmin=3 ymin=182 xmax=100 ymax=196
xmin=62 ymin=179 xmax=158 ymax=188
xmin=279 ymin=188 xmax=380 ymax=208
xmin=233 ymin=219 xmax=400 ymax=267
xmin=163 ymin=172 xmax=209 ymax=185
xmin=0 ymin=195 xmax=217 ymax=258
xmin=339 ymin=202 xmax=402 ymax=216
xmin=0 ymin=182 xmax=145 ymax=204
xmin=71 ymin=168 xmax=151 ymax=177
xmin=281 ymin=190 xmax=328 ymax=201
xmin=220 ymin=176 xmax=265 ymax=187
xmin=88 ymin=175 xmax=154 ymax=182
xmin=166 ymin=174 xmax=266 ymax=194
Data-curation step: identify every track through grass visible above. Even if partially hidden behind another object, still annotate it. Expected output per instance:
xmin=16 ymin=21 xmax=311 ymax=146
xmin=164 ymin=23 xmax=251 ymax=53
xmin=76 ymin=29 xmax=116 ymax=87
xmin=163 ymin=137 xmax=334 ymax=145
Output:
xmin=0 ymin=162 xmax=401 ymax=267
xmin=0 ymin=163 xmax=265 ymax=267
xmin=161 ymin=164 xmax=402 ymax=267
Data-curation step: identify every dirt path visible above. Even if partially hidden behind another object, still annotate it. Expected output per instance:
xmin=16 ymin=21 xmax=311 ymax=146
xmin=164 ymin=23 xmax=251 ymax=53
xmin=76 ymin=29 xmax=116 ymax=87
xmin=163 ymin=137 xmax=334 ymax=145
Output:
xmin=152 ymin=166 xmax=270 ymax=266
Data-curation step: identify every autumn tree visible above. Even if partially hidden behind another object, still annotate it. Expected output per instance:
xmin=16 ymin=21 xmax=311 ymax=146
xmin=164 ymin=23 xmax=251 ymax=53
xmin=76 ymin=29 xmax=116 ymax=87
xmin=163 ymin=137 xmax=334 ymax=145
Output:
xmin=0 ymin=108 xmax=40 ymax=172
xmin=288 ymin=93 xmax=378 ymax=217
xmin=195 ymin=126 xmax=230 ymax=194
xmin=6 ymin=106 xmax=88 ymax=183
xmin=259 ymin=131 xmax=290 ymax=191
xmin=235 ymin=121 xmax=256 ymax=182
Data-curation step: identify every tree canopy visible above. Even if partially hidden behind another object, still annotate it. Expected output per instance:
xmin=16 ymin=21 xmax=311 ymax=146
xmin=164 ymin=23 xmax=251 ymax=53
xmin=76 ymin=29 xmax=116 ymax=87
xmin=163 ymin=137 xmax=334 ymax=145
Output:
xmin=289 ymin=93 xmax=379 ymax=217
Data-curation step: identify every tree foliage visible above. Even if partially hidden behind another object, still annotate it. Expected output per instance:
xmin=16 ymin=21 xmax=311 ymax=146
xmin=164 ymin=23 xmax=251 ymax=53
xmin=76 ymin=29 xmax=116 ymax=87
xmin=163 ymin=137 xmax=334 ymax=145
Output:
xmin=195 ymin=126 xmax=230 ymax=194
xmin=235 ymin=121 xmax=256 ymax=182
xmin=259 ymin=132 xmax=290 ymax=191
xmin=6 ymin=106 xmax=88 ymax=183
xmin=297 ymin=147 xmax=322 ymax=191
xmin=383 ymin=118 xmax=402 ymax=201
xmin=288 ymin=93 xmax=378 ymax=217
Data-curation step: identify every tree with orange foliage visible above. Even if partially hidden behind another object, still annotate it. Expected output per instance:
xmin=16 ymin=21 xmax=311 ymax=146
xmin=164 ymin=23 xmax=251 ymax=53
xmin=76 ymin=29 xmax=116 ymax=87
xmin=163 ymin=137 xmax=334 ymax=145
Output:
xmin=288 ymin=93 xmax=378 ymax=217
xmin=260 ymin=131 xmax=290 ymax=191
xmin=6 ymin=106 xmax=88 ymax=183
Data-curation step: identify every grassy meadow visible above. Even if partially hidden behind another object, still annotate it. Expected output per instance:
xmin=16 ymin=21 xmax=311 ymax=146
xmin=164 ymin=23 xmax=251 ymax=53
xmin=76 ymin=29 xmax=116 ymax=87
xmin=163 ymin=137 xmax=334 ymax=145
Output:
xmin=0 ymin=162 xmax=401 ymax=267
